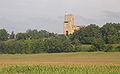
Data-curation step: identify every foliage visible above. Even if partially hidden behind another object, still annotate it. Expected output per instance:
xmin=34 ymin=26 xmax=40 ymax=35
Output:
xmin=0 ymin=23 xmax=120 ymax=53
xmin=104 ymin=44 xmax=113 ymax=52
xmin=44 ymin=35 xmax=74 ymax=53
xmin=90 ymin=38 xmax=105 ymax=51
xmin=0 ymin=29 xmax=9 ymax=41
xmin=115 ymin=46 xmax=120 ymax=52
xmin=26 ymin=29 xmax=42 ymax=39
xmin=0 ymin=64 xmax=120 ymax=74
xmin=71 ymin=24 xmax=103 ymax=44
xmin=16 ymin=33 xmax=28 ymax=40
xmin=16 ymin=29 xmax=56 ymax=40
xmin=101 ymin=23 xmax=120 ymax=44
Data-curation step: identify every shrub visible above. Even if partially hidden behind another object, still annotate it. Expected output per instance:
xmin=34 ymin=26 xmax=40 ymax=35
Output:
xmin=115 ymin=46 xmax=120 ymax=52
xmin=104 ymin=44 xmax=113 ymax=52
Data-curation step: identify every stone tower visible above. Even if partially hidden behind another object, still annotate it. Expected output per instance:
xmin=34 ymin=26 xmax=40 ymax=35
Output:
xmin=64 ymin=14 xmax=75 ymax=35
xmin=64 ymin=14 xmax=85 ymax=35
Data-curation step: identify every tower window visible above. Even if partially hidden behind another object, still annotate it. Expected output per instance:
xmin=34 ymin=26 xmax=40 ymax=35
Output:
xmin=64 ymin=21 xmax=68 ymax=23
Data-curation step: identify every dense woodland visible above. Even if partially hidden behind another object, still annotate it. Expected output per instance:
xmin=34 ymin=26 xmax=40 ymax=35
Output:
xmin=0 ymin=23 xmax=120 ymax=54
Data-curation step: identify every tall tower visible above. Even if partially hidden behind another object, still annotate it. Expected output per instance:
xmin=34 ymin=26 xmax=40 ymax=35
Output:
xmin=64 ymin=14 xmax=75 ymax=35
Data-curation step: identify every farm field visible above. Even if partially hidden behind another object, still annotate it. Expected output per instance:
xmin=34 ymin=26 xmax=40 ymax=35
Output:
xmin=0 ymin=52 xmax=120 ymax=74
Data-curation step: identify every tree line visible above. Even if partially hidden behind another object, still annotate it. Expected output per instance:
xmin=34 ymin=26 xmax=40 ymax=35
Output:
xmin=0 ymin=23 xmax=120 ymax=54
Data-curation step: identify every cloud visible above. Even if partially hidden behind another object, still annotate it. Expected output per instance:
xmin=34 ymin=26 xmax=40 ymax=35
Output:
xmin=75 ymin=15 xmax=97 ymax=26
xmin=102 ymin=11 xmax=120 ymax=20
xmin=74 ymin=11 xmax=120 ymax=27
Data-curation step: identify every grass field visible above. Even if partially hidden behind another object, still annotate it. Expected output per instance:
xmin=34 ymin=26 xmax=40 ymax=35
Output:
xmin=0 ymin=52 xmax=120 ymax=74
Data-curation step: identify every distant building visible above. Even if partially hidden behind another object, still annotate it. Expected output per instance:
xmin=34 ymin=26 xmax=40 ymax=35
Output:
xmin=64 ymin=14 xmax=85 ymax=35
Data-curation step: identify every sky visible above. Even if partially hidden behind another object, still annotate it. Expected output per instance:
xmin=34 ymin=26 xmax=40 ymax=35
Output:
xmin=0 ymin=0 xmax=120 ymax=34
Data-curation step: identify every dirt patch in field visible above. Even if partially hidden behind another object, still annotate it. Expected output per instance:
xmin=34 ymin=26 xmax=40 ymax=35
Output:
xmin=0 ymin=52 xmax=120 ymax=65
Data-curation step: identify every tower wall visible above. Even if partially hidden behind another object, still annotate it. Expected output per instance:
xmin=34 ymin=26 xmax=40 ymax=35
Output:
xmin=64 ymin=14 xmax=74 ymax=35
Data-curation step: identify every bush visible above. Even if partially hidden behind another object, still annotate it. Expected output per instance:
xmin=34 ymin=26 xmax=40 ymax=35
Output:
xmin=91 ymin=38 xmax=105 ymax=51
xmin=104 ymin=44 xmax=113 ymax=52
xmin=115 ymin=46 xmax=120 ymax=52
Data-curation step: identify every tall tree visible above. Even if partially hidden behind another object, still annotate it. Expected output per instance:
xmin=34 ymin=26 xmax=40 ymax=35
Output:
xmin=101 ymin=23 xmax=120 ymax=44
xmin=16 ymin=33 xmax=28 ymax=40
xmin=71 ymin=24 xmax=103 ymax=44
xmin=0 ymin=29 xmax=9 ymax=41
xmin=26 ymin=29 xmax=42 ymax=39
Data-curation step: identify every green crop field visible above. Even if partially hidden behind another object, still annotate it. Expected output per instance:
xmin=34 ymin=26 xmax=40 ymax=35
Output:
xmin=0 ymin=52 xmax=120 ymax=74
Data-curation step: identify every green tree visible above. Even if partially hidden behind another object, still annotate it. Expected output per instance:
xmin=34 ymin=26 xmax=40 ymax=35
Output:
xmin=71 ymin=24 xmax=103 ymax=44
xmin=104 ymin=44 xmax=113 ymax=52
xmin=0 ymin=29 xmax=9 ymax=41
xmin=26 ymin=29 xmax=42 ymax=39
xmin=101 ymin=23 xmax=120 ymax=44
xmin=40 ymin=30 xmax=50 ymax=38
xmin=91 ymin=38 xmax=105 ymax=51
xmin=16 ymin=33 xmax=28 ymax=40
xmin=43 ymin=35 xmax=74 ymax=53
xmin=44 ymin=36 xmax=63 ymax=53
xmin=30 ymin=39 xmax=45 ymax=53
